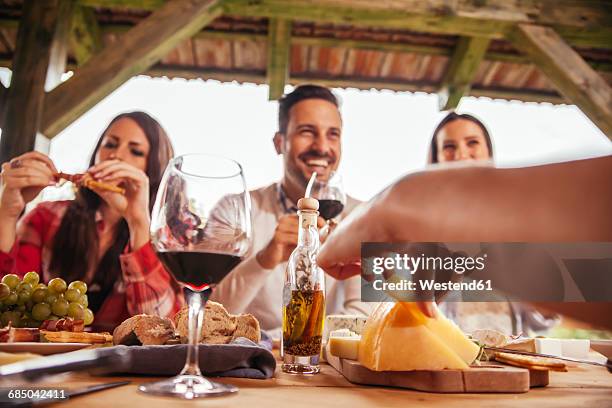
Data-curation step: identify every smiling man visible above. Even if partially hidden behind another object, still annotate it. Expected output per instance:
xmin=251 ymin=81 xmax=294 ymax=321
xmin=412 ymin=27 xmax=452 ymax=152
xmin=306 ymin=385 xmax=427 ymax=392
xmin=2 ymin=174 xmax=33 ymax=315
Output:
xmin=211 ymin=85 xmax=370 ymax=336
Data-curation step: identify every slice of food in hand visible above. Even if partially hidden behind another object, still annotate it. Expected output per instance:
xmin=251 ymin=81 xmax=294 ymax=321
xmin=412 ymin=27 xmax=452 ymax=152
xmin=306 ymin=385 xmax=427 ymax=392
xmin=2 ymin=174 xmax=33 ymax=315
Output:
xmin=113 ymin=315 xmax=176 ymax=346
xmin=358 ymin=302 xmax=480 ymax=371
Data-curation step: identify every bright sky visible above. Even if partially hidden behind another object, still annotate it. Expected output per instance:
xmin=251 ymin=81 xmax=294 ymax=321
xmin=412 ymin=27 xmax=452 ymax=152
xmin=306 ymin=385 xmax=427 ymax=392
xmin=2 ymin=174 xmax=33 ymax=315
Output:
xmin=1 ymin=69 xmax=611 ymax=201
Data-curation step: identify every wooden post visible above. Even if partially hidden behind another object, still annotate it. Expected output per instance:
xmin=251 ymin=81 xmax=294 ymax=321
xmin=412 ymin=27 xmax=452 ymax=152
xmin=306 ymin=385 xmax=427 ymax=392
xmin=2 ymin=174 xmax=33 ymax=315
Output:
xmin=438 ymin=36 xmax=490 ymax=110
xmin=509 ymin=24 xmax=612 ymax=139
xmin=267 ymin=18 xmax=291 ymax=100
xmin=0 ymin=81 xmax=6 ymax=129
xmin=70 ymin=6 xmax=102 ymax=65
xmin=41 ymin=0 xmax=223 ymax=138
xmin=0 ymin=0 xmax=72 ymax=164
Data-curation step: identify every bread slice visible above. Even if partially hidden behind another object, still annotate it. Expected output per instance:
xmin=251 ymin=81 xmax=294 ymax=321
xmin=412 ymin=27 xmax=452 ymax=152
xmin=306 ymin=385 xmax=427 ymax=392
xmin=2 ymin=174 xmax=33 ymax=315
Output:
xmin=174 ymin=301 xmax=260 ymax=344
xmin=113 ymin=315 xmax=176 ymax=346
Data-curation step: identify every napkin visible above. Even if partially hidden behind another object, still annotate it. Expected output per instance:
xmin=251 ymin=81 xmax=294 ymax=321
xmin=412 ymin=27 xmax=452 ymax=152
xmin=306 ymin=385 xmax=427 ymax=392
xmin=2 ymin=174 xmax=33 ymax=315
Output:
xmin=107 ymin=337 xmax=276 ymax=379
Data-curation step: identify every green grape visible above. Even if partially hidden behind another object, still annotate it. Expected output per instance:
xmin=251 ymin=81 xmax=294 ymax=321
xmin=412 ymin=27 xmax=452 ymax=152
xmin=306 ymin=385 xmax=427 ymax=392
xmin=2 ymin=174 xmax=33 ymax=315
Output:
xmin=23 ymin=271 xmax=40 ymax=286
xmin=44 ymin=293 xmax=58 ymax=305
xmin=34 ymin=283 xmax=47 ymax=291
xmin=65 ymin=289 xmax=80 ymax=303
xmin=17 ymin=290 xmax=31 ymax=305
xmin=1 ymin=311 xmax=21 ymax=327
xmin=48 ymin=278 xmax=67 ymax=293
xmin=0 ymin=283 xmax=10 ymax=299
xmin=83 ymin=308 xmax=94 ymax=326
xmin=4 ymin=292 xmax=18 ymax=306
xmin=16 ymin=282 xmax=33 ymax=293
xmin=1 ymin=274 xmax=20 ymax=290
xmin=51 ymin=298 xmax=69 ymax=317
xmin=16 ymin=304 xmax=26 ymax=312
xmin=77 ymin=295 xmax=88 ymax=308
xmin=67 ymin=302 xmax=84 ymax=320
xmin=32 ymin=302 xmax=51 ymax=321
xmin=26 ymin=300 xmax=34 ymax=311
xmin=68 ymin=281 xmax=87 ymax=295
xmin=47 ymin=314 xmax=60 ymax=320
xmin=31 ymin=288 xmax=48 ymax=303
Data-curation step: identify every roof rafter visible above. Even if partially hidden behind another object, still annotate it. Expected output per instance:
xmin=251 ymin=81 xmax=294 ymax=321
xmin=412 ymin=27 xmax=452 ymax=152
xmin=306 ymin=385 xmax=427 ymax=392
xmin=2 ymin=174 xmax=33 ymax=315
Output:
xmin=266 ymin=18 xmax=291 ymax=100
xmin=509 ymin=24 xmax=612 ymax=139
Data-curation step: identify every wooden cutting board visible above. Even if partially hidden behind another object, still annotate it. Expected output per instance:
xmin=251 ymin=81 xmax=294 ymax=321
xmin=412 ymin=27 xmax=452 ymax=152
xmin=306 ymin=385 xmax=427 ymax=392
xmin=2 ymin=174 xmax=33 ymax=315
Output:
xmin=325 ymin=349 xmax=549 ymax=393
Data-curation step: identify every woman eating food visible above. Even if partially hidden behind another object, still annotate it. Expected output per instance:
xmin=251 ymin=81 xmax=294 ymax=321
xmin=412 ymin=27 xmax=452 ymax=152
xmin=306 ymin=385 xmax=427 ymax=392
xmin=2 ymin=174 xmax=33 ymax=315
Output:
xmin=0 ymin=111 xmax=182 ymax=331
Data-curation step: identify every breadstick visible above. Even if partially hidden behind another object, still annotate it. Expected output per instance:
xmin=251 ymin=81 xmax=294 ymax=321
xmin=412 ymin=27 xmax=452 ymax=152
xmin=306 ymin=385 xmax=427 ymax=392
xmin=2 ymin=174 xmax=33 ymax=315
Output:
xmin=54 ymin=172 xmax=126 ymax=195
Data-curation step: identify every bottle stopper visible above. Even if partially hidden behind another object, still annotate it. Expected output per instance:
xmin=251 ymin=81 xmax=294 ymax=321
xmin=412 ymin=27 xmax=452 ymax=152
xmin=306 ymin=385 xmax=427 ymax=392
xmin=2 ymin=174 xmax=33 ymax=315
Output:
xmin=298 ymin=197 xmax=319 ymax=211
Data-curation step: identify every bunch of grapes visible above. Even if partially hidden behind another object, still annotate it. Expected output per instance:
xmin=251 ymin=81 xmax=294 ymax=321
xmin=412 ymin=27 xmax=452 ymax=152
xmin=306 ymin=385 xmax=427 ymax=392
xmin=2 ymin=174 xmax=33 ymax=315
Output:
xmin=0 ymin=272 xmax=94 ymax=328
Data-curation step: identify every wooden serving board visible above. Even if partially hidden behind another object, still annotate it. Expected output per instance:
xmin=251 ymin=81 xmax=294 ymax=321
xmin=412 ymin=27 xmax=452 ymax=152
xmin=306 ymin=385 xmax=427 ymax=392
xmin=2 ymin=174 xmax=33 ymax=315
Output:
xmin=325 ymin=349 xmax=549 ymax=393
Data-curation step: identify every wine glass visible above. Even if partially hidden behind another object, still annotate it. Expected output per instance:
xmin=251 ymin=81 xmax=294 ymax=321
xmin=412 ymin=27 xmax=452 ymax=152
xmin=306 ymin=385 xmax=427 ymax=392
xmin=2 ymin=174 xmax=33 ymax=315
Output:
xmin=141 ymin=154 xmax=252 ymax=399
xmin=311 ymin=172 xmax=346 ymax=235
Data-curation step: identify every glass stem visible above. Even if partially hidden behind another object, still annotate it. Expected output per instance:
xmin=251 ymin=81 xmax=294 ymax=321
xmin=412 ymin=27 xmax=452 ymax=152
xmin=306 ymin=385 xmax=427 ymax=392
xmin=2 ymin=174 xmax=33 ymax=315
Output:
xmin=180 ymin=288 xmax=210 ymax=377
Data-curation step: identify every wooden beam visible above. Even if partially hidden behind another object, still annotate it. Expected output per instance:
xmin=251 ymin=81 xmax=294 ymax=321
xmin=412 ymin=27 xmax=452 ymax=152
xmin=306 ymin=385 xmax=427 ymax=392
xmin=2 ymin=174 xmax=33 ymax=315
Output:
xmin=0 ymin=81 xmax=6 ymax=129
xmin=438 ymin=36 xmax=491 ymax=110
xmin=70 ymin=6 xmax=102 ymax=65
xmin=76 ymin=0 xmax=612 ymax=49
xmin=266 ymin=18 xmax=291 ymax=100
xmin=41 ymin=0 xmax=223 ymax=138
xmin=509 ymin=24 xmax=612 ymax=139
xmin=0 ymin=0 xmax=72 ymax=163
xmin=2 ymin=17 xmax=611 ymax=71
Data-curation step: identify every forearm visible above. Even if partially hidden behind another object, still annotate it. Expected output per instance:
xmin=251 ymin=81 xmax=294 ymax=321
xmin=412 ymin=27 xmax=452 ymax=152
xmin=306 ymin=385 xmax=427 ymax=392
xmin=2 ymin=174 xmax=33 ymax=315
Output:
xmin=384 ymin=157 xmax=612 ymax=242
xmin=127 ymin=216 xmax=151 ymax=251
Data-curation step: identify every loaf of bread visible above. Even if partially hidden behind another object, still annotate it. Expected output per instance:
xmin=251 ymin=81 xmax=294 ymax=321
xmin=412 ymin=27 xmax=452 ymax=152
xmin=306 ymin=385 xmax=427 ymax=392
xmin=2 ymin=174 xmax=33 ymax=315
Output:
xmin=173 ymin=301 xmax=261 ymax=344
xmin=113 ymin=315 xmax=177 ymax=346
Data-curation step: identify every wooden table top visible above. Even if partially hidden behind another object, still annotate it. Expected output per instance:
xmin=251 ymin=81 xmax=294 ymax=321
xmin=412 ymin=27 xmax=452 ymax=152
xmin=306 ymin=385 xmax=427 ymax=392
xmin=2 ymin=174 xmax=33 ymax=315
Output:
xmin=14 ymin=354 xmax=612 ymax=408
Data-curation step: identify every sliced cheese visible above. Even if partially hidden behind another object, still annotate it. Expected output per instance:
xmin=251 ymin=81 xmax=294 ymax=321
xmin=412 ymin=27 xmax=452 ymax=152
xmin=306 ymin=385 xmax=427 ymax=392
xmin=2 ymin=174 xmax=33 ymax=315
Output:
xmin=329 ymin=336 xmax=361 ymax=360
xmin=358 ymin=302 xmax=480 ymax=371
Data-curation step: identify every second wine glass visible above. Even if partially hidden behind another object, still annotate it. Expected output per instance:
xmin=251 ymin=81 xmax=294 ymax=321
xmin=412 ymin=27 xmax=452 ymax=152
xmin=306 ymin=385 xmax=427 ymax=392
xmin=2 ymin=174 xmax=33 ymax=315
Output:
xmin=311 ymin=171 xmax=346 ymax=221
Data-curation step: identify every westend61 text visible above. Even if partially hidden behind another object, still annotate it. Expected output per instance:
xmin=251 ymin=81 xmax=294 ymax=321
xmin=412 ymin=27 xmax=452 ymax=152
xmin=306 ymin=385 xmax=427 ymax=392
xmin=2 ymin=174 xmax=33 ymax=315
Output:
xmin=373 ymin=279 xmax=493 ymax=292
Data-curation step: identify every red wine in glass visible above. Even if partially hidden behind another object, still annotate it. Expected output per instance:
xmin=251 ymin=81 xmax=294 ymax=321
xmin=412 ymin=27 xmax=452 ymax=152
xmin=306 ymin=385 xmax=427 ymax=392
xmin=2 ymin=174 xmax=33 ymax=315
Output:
xmin=157 ymin=252 xmax=241 ymax=292
xmin=317 ymin=199 xmax=344 ymax=221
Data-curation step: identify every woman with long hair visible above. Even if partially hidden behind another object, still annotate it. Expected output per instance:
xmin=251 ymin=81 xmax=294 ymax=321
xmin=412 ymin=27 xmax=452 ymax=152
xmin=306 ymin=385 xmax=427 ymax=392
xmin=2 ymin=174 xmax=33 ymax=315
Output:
xmin=0 ymin=111 xmax=182 ymax=331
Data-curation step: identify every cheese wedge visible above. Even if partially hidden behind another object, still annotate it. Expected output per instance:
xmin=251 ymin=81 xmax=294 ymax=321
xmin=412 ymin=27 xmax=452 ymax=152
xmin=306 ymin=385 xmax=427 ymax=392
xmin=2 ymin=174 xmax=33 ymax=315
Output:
xmin=329 ymin=336 xmax=361 ymax=360
xmin=358 ymin=302 xmax=480 ymax=371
